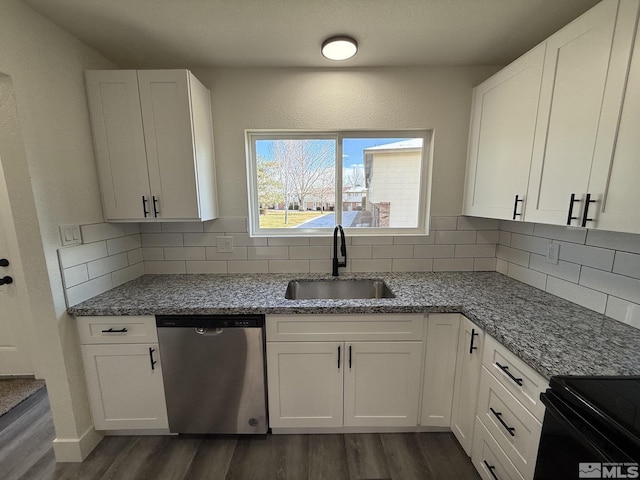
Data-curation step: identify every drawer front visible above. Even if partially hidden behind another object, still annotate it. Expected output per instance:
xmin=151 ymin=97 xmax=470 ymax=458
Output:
xmin=266 ymin=314 xmax=424 ymax=342
xmin=472 ymin=416 xmax=525 ymax=480
xmin=483 ymin=335 xmax=548 ymax=422
xmin=77 ymin=316 xmax=158 ymax=344
xmin=477 ymin=367 xmax=542 ymax=480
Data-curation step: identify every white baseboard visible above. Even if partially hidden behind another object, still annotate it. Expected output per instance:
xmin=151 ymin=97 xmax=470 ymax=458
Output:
xmin=52 ymin=427 xmax=104 ymax=462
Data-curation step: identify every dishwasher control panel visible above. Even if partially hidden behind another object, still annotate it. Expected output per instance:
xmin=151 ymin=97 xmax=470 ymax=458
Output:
xmin=156 ymin=314 xmax=264 ymax=329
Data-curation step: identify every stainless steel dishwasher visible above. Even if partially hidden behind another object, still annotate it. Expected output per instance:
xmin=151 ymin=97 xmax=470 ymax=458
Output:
xmin=156 ymin=314 xmax=267 ymax=434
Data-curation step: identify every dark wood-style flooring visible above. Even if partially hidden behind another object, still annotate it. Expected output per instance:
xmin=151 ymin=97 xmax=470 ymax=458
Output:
xmin=0 ymin=389 xmax=480 ymax=480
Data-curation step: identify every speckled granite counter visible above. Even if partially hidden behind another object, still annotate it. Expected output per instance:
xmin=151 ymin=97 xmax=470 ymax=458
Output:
xmin=68 ymin=272 xmax=640 ymax=380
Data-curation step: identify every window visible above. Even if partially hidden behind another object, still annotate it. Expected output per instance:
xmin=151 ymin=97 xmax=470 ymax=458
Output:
xmin=246 ymin=130 xmax=432 ymax=236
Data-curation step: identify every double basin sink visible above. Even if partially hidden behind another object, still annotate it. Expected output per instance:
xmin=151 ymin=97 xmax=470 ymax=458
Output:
xmin=285 ymin=279 xmax=395 ymax=300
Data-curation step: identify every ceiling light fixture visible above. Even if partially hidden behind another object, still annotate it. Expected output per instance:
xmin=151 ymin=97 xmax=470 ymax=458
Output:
xmin=321 ymin=36 xmax=358 ymax=61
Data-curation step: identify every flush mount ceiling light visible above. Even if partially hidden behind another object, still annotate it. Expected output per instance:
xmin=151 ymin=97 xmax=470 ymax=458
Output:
xmin=321 ymin=36 xmax=358 ymax=61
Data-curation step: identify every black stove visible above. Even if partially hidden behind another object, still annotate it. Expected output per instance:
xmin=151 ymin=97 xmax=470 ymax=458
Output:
xmin=534 ymin=376 xmax=640 ymax=479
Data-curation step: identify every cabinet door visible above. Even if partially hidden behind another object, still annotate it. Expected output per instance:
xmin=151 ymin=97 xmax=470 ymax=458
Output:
xmin=526 ymin=0 xmax=625 ymax=225
xmin=266 ymin=342 xmax=343 ymax=428
xmin=85 ymin=70 xmax=151 ymax=221
xmin=344 ymin=341 xmax=422 ymax=427
xmin=589 ymin=4 xmax=640 ymax=234
xmin=463 ymin=44 xmax=545 ymax=220
xmin=451 ymin=316 xmax=484 ymax=455
xmin=420 ymin=314 xmax=460 ymax=427
xmin=137 ymin=70 xmax=201 ymax=220
xmin=81 ymin=343 xmax=168 ymax=430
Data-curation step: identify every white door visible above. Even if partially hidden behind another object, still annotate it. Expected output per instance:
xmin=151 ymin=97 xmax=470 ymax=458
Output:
xmin=525 ymin=0 xmax=624 ymax=225
xmin=463 ymin=44 xmax=545 ymax=220
xmin=81 ymin=343 xmax=168 ymax=430
xmin=266 ymin=341 xmax=343 ymax=428
xmin=137 ymin=70 xmax=201 ymax=220
xmin=0 ymin=160 xmax=33 ymax=375
xmin=343 ymin=341 xmax=422 ymax=427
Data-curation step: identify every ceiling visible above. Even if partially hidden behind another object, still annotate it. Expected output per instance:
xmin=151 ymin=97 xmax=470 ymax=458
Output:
xmin=23 ymin=0 xmax=601 ymax=69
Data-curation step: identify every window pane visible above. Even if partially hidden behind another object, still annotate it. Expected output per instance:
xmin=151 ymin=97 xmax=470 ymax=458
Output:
xmin=342 ymin=138 xmax=423 ymax=228
xmin=256 ymin=138 xmax=336 ymax=229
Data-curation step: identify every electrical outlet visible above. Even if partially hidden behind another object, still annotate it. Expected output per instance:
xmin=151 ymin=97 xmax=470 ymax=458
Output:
xmin=217 ymin=236 xmax=234 ymax=253
xmin=546 ymin=243 xmax=560 ymax=265
xmin=59 ymin=225 xmax=82 ymax=246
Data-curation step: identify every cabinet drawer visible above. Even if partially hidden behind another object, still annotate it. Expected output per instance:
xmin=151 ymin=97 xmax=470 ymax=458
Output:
xmin=483 ymin=335 xmax=548 ymax=422
xmin=77 ymin=316 xmax=158 ymax=344
xmin=472 ymin=416 xmax=525 ymax=480
xmin=266 ymin=314 xmax=423 ymax=341
xmin=477 ymin=367 xmax=542 ymax=480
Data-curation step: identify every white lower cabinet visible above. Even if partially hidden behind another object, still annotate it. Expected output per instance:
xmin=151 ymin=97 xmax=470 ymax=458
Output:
xmin=77 ymin=316 xmax=169 ymax=431
xmin=265 ymin=314 xmax=424 ymax=431
xmin=472 ymin=417 xmax=525 ymax=480
xmin=450 ymin=315 xmax=484 ymax=455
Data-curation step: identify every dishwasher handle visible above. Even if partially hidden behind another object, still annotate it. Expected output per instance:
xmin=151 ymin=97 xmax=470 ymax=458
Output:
xmin=195 ymin=327 xmax=224 ymax=336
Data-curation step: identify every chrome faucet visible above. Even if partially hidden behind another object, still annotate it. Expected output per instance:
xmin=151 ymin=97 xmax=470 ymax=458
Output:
xmin=332 ymin=225 xmax=347 ymax=276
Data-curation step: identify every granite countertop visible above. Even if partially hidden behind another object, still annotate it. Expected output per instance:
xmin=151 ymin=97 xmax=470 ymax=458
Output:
xmin=68 ymin=272 xmax=640 ymax=380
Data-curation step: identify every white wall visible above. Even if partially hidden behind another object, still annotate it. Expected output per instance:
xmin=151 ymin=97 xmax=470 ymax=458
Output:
xmin=0 ymin=0 xmax=115 ymax=461
xmin=192 ymin=66 xmax=500 ymax=218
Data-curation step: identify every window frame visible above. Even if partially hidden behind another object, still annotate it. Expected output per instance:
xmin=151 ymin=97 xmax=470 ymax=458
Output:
xmin=245 ymin=129 xmax=433 ymax=237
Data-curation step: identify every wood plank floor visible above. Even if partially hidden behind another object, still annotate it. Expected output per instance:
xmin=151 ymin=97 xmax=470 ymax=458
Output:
xmin=0 ymin=389 xmax=480 ymax=480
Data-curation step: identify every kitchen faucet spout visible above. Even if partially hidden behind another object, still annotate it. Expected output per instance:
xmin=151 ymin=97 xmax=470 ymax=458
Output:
xmin=332 ymin=225 xmax=347 ymax=276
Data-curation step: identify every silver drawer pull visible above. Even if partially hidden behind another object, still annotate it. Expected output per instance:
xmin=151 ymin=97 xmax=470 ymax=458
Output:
xmin=496 ymin=362 xmax=523 ymax=386
xmin=490 ymin=407 xmax=516 ymax=437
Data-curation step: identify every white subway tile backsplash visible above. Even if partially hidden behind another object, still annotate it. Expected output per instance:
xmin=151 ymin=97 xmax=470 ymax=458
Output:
xmin=612 ymin=252 xmax=640 ymax=280
xmin=606 ymin=296 xmax=640 ymax=329
xmin=430 ymin=216 xmax=458 ymax=231
xmin=205 ymin=247 xmax=248 ymax=261
xmin=268 ymin=260 xmax=310 ymax=273
xmin=142 ymin=247 xmax=164 ymax=261
xmin=227 ymin=233 xmax=268 ymax=247
xmin=350 ymin=259 xmax=392 ymax=272
xmin=414 ymin=245 xmax=455 ymax=258
xmin=372 ymin=245 xmax=414 ymax=258
xmin=533 ymin=224 xmax=587 ymax=244
xmin=163 ymin=247 xmax=206 ymax=261
xmin=457 ymin=216 xmax=499 ymax=230
xmin=62 ymin=264 xmax=89 ymax=288
xmin=80 ymin=223 xmax=125 ymax=243
xmin=122 ymin=224 xmax=141 ymax=235
xmin=499 ymin=220 xmax=535 ymax=235
xmin=139 ymin=223 xmax=162 ymax=233
xmin=393 ymin=235 xmax=435 ymax=245
xmin=496 ymin=258 xmax=509 ymax=274
xmin=289 ymin=246 xmax=331 ymax=260
xmin=310 ymin=236 xmax=352 ymax=246
xmin=183 ymin=233 xmax=219 ymax=247
xmin=186 ymin=261 xmax=228 ymax=274
xmin=144 ymin=260 xmax=187 ymax=274
xmin=112 ymin=263 xmax=144 ymax=287
xmin=87 ymin=253 xmax=128 ymax=279
xmin=435 ymin=230 xmax=476 ymax=245
xmin=161 ymin=222 xmax=205 ymax=233
xmin=268 ymin=237 xmax=310 ymax=246
xmin=557 ymin=241 xmax=614 ymax=271
xmin=546 ymin=276 xmax=607 ymax=314
xmin=392 ymin=258 xmax=433 ymax=272
xmin=529 ymin=254 xmax=581 ymax=283
xmin=586 ymin=229 xmax=640 ymax=254
xmin=309 ymin=259 xmax=334 ymax=273
xmin=346 ymin=245 xmax=373 ymax=259
xmin=351 ymin=236 xmax=394 ymax=246
xmin=106 ymin=234 xmax=142 ymax=255
xmin=510 ymin=233 xmax=550 ymax=256
xmin=496 ymin=245 xmax=530 ymax=267
xmin=474 ymin=258 xmax=497 ymax=271
xmin=203 ymin=217 xmax=247 ymax=233
xmin=455 ymin=244 xmax=496 ymax=258
xmin=580 ymin=267 xmax=640 ymax=305
xmin=433 ymin=258 xmax=474 ymax=272
xmin=247 ymin=246 xmax=289 ymax=260
xmin=127 ymin=248 xmax=143 ymax=265
xmin=227 ymin=260 xmax=269 ymax=274
xmin=58 ymin=242 xmax=107 ymax=269
xmin=498 ymin=231 xmax=511 ymax=246
xmin=140 ymin=233 xmax=184 ymax=247
xmin=506 ymin=263 xmax=547 ymax=290
xmin=477 ymin=230 xmax=500 ymax=244
xmin=65 ymin=274 xmax=112 ymax=307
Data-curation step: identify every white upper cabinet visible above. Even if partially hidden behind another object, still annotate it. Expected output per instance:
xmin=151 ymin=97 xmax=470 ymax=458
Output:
xmin=588 ymin=4 xmax=640 ymax=234
xmin=463 ymin=44 xmax=545 ymax=221
xmin=86 ymin=69 xmax=219 ymax=222
xmin=525 ymin=0 xmax=639 ymax=227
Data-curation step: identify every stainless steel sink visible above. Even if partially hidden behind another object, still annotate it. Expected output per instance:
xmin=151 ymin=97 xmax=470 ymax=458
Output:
xmin=285 ymin=279 xmax=395 ymax=300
